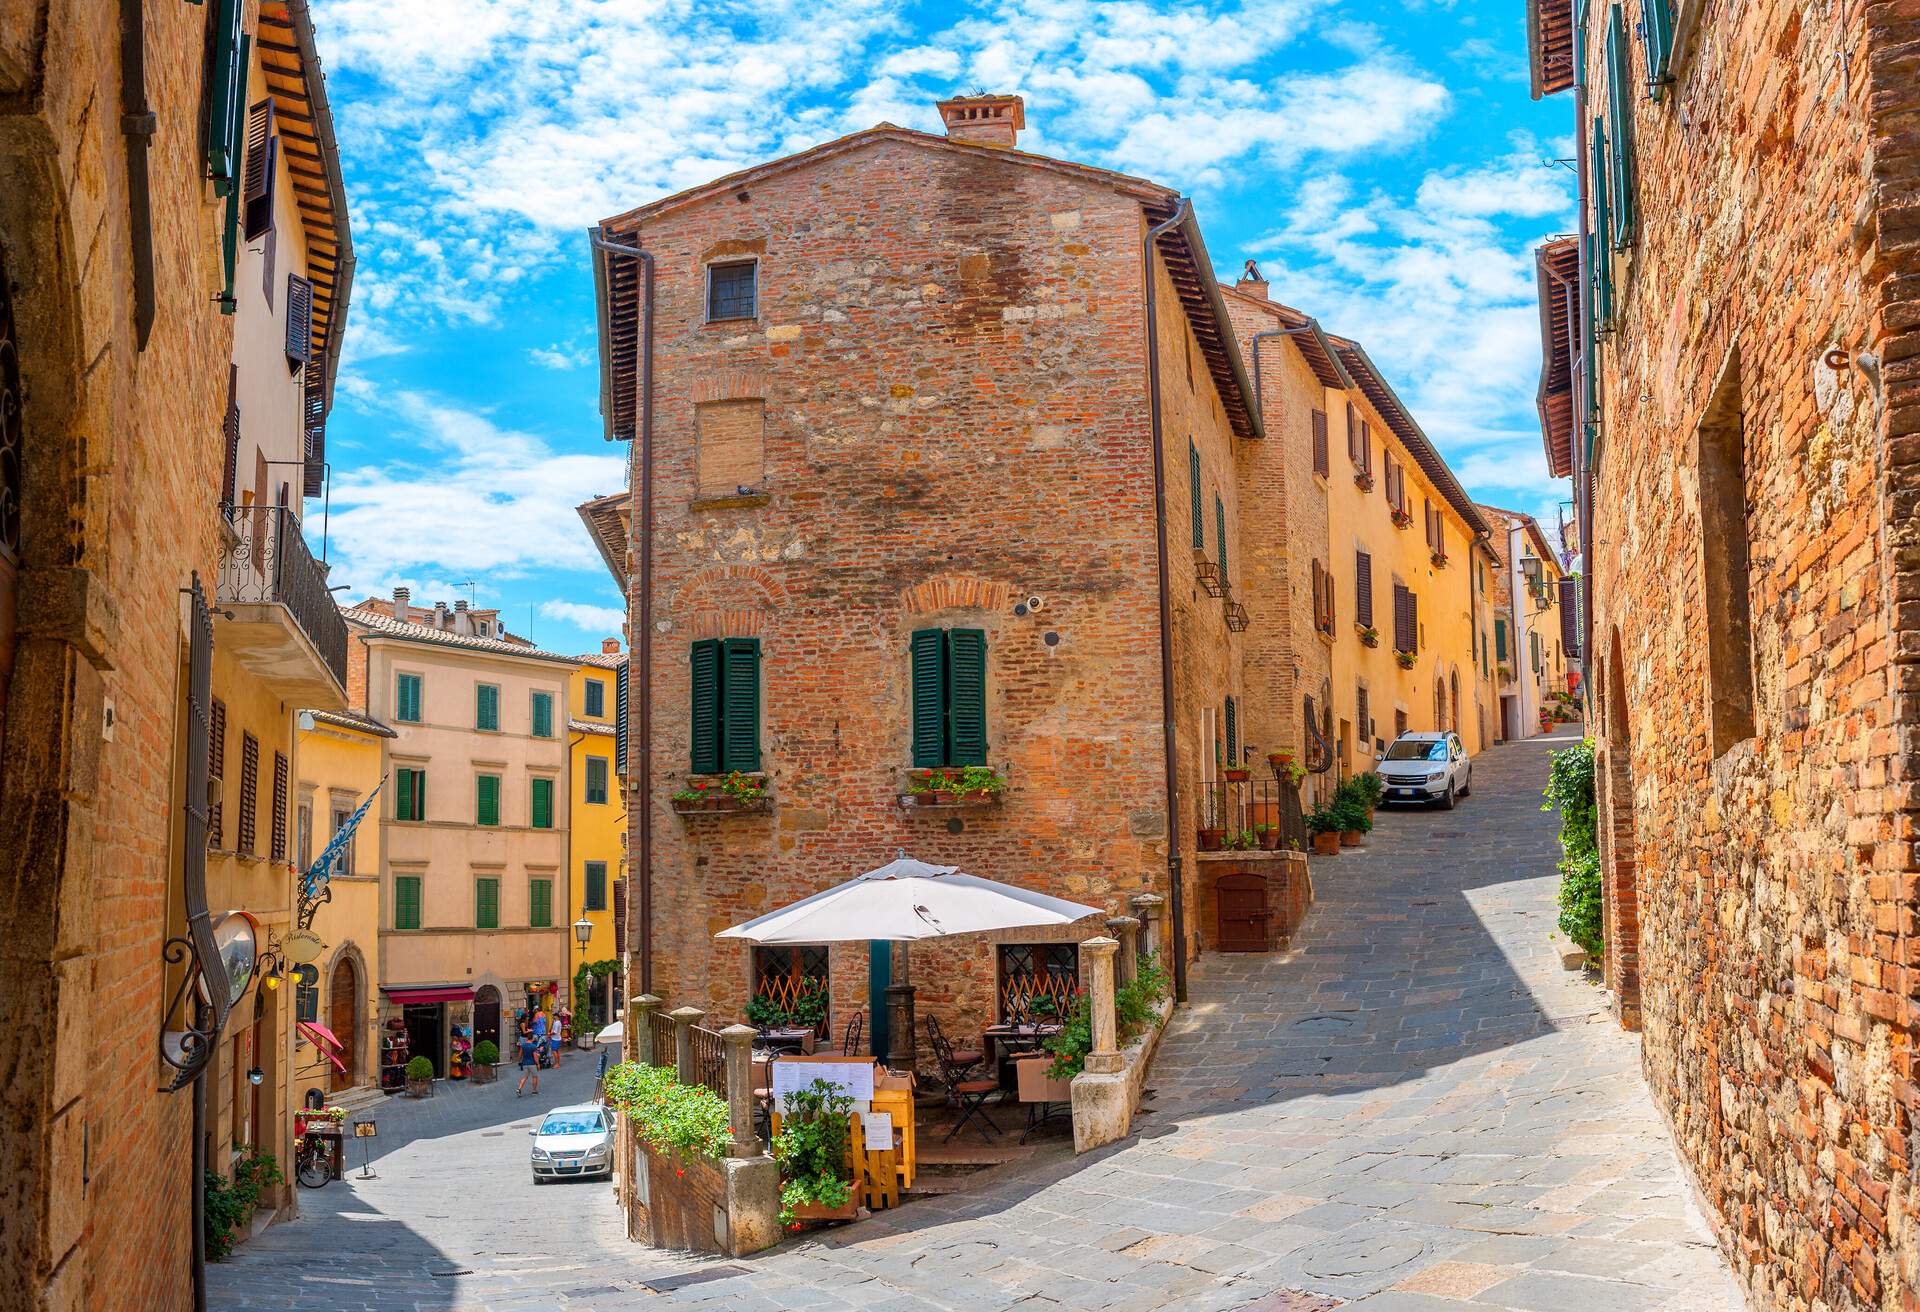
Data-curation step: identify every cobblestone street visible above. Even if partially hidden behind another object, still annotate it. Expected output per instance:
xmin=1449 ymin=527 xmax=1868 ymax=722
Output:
xmin=212 ymin=730 xmax=1742 ymax=1311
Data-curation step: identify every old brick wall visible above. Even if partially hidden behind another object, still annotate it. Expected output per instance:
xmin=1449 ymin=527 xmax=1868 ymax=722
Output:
xmin=1583 ymin=1 xmax=1919 ymax=1307
xmin=617 ymin=138 xmax=1217 ymax=1061
xmin=0 ymin=2 xmax=235 ymax=1309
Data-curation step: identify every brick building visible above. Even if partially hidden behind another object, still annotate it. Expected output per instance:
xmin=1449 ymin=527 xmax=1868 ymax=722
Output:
xmin=1477 ymin=504 xmax=1577 ymax=738
xmin=1528 ymin=0 xmax=1920 ymax=1306
xmin=586 ymin=94 xmax=1495 ymax=1065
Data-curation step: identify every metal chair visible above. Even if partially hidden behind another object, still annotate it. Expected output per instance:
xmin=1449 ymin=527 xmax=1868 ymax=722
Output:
xmin=930 ymin=1024 xmax=1000 ymax=1142
xmin=818 ymin=1009 xmax=864 ymax=1058
xmin=923 ymin=1014 xmax=983 ymax=1074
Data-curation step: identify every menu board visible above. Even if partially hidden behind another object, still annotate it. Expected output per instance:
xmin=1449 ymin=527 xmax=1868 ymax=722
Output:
xmin=861 ymin=1111 xmax=893 ymax=1151
xmin=771 ymin=1060 xmax=875 ymax=1107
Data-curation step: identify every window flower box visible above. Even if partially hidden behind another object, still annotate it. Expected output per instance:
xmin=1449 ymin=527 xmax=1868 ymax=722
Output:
xmin=1356 ymin=625 xmax=1380 ymax=648
xmin=671 ymin=772 xmax=771 ymax=816
xmin=1354 ymin=471 xmax=1375 ymax=492
xmin=1395 ymin=650 xmax=1416 ymax=670
xmin=1430 ymin=551 xmax=1449 ymax=568
xmin=1390 ymin=507 xmax=1414 ymax=529
xmin=901 ymin=766 xmax=1007 ymax=809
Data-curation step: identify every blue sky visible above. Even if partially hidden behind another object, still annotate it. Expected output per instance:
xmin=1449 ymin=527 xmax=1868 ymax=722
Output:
xmin=307 ymin=0 xmax=1575 ymax=656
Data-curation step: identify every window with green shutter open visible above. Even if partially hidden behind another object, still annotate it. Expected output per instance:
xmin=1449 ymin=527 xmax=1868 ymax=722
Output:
xmin=476 ymin=877 xmax=500 ymax=930
xmin=476 ymin=773 xmax=501 ymax=826
xmin=396 ymin=672 xmax=423 ymax=723
xmin=911 ymin=628 xmax=987 ymax=768
xmin=531 ymin=691 xmax=553 ymax=738
xmin=396 ymin=767 xmax=426 ymax=822
xmin=1215 ymin=493 xmax=1229 ymax=579
xmin=394 ymin=875 xmax=421 ymax=930
xmin=1496 ymin=617 xmax=1509 ymax=662
xmin=1224 ymin=695 xmax=1238 ymax=767
xmin=531 ymin=777 xmax=554 ymax=829
xmin=586 ymin=757 xmax=609 ymax=805
xmin=529 ymin=878 xmax=552 ymax=929
xmin=476 ymin=682 xmax=500 ymax=732
xmin=1603 ymin=4 xmax=1636 ymax=249
xmin=689 ymin=638 xmax=762 ymax=773
xmin=1639 ymin=0 xmax=1674 ymax=99
xmin=585 ymin=860 xmax=607 ymax=912
xmin=1188 ymin=441 xmax=1203 ymax=550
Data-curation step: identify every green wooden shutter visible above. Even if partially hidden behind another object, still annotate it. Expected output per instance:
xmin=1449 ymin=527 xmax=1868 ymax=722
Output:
xmin=585 ymin=861 xmax=607 ymax=912
xmin=689 ymin=640 xmax=722 ymax=773
xmin=476 ymin=878 xmax=499 ymax=929
xmin=531 ymin=778 xmax=553 ymax=829
xmin=1215 ymin=494 xmax=1229 ymax=577
xmin=1224 ymin=696 xmax=1238 ymax=766
xmin=1604 ymin=5 xmax=1636 ymax=249
xmin=531 ymin=692 xmax=553 ymax=738
xmin=529 ymin=879 xmax=552 ymax=929
xmin=1188 ymin=442 xmax=1203 ymax=550
xmin=477 ymin=774 xmax=499 ymax=826
xmin=614 ymin=662 xmax=629 ymax=776
xmin=946 ymin=629 xmax=988 ymax=767
xmin=1641 ymin=0 xmax=1675 ymax=98
xmin=1589 ymin=120 xmax=1614 ymax=329
xmin=910 ymin=629 xmax=947 ymax=768
xmin=394 ymin=876 xmax=421 ymax=930
xmin=1495 ymin=617 xmax=1509 ymax=661
xmin=477 ymin=684 xmax=499 ymax=731
xmin=585 ymin=679 xmax=605 ymax=717
xmin=1573 ymin=0 xmax=1590 ymax=91
xmin=396 ymin=768 xmax=415 ymax=821
xmin=721 ymin=638 xmax=762 ymax=772
xmin=397 ymin=673 xmax=422 ymax=723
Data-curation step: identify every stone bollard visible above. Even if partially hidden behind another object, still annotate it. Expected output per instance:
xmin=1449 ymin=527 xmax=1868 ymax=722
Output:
xmin=668 ymin=1006 xmax=705 ymax=1086
xmin=1129 ymin=893 xmax=1165 ymax=964
xmin=1080 ymin=937 xmax=1122 ymax=1075
xmin=1106 ymin=916 xmax=1141 ymax=990
xmin=721 ymin=1024 xmax=761 ymax=1158
xmin=631 ymin=994 xmax=662 ymax=1066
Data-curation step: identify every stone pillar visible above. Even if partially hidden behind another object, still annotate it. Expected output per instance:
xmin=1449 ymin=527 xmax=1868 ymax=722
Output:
xmin=721 ymin=1024 xmax=761 ymax=1158
xmin=668 ymin=1006 xmax=705 ymax=1085
xmin=1080 ymin=937 xmax=1122 ymax=1075
xmin=1129 ymin=893 xmax=1165 ymax=964
xmin=630 ymin=994 xmax=661 ymax=1065
xmin=1106 ymin=916 xmax=1141 ymax=989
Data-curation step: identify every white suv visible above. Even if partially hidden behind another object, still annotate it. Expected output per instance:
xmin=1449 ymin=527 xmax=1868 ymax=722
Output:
xmin=1376 ymin=731 xmax=1471 ymax=809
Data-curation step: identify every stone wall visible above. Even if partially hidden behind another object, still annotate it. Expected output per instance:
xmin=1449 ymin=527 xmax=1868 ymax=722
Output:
xmin=0 ymin=2 xmax=237 ymax=1308
xmin=1579 ymin=2 xmax=1920 ymax=1307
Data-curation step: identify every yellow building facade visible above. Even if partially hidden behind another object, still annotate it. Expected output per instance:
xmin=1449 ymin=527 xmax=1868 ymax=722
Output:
xmin=1480 ymin=505 xmax=1574 ymax=738
xmin=292 ymin=710 xmax=392 ymax=1097
xmin=569 ymin=643 xmax=628 ymax=1030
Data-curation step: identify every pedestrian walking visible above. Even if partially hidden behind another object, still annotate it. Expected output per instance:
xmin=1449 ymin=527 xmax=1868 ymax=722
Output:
xmin=514 ymin=1026 xmax=539 ymax=1097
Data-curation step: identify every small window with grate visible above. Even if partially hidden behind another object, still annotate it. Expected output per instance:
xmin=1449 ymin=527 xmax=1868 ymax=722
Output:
xmin=706 ymin=260 xmax=758 ymax=322
xmin=997 ymin=944 xmax=1079 ymax=1023
xmin=752 ymin=945 xmax=830 ymax=1035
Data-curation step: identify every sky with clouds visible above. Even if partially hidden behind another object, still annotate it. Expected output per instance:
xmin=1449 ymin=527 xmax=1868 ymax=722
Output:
xmin=306 ymin=0 xmax=1575 ymax=655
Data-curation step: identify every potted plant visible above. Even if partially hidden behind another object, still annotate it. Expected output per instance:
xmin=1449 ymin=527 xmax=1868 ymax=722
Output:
xmin=405 ymin=1055 xmax=435 ymax=1097
xmin=1224 ymin=828 xmax=1258 ymax=851
xmin=773 ymin=1079 xmax=858 ymax=1226
xmin=720 ymin=770 xmax=767 ymax=807
xmin=1354 ymin=470 xmax=1374 ymax=492
xmin=1305 ymin=803 xmax=1343 ymax=856
xmin=1395 ymin=650 xmax=1416 ymax=670
xmin=1223 ymin=765 xmax=1251 ymax=783
xmin=744 ymin=994 xmax=788 ymax=1032
xmin=1431 ymin=551 xmax=1448 ymax=568
xmin=1355 ymin=771 xmax=1384 ymax=819
xmin=671 ymin=782 xmax=715 ymax=813
xmin=1390 ymin=506 xmax=1414 ymax=529
xmin=1356 ymin=625 xmax=1380 ymax=648
xmin=471 ymin=1039 xmax=499 ymax=1084
xmin=1266 ymin=750 xmax=1295 ymax=770
xmin=1255 ymin=822 xmax=1279 ymax=851
xmin=1196 ymin=823 xmax=1225 ymax=852
xmin=1281 ymin=759 xmax=1308 ymax=788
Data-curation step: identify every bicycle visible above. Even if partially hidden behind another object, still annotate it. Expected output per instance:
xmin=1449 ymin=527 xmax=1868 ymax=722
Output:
xmin=295 ymin=1127 xmax=334 ymax=1188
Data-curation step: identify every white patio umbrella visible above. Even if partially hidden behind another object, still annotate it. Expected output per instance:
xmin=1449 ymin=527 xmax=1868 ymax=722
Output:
xmin=595 ymin=1020 xmax=624 ymax=1045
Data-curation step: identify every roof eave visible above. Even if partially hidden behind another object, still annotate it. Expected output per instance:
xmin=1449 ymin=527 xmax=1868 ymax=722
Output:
xmin=590 ymin=227 xmax=618 ymax=443
xmin=1158 ymin=204 xmax=1262 ymax=440
xmin=1338 ymin=340 xmax=1490 ymax=538
xmin=284 ymin=0 xmax=353 ymax=414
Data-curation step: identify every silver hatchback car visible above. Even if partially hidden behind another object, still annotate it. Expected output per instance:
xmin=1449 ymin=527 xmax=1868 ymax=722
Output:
xmin=530 ymin=1103 xmax=613 ymax=1182
xmin=1376 ymin=731 xmax=1472 ymax=808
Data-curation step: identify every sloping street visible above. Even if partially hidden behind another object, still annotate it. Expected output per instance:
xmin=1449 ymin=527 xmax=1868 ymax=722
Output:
xmin=211 ymin=731 xmax=1741 ymax=1311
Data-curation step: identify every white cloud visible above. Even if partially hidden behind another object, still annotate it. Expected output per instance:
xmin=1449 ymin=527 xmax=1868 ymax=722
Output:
xmin=528 ymin=340 xmax=591 ymax=370
xmin=539 ymin=599 xmax=626 ymax=633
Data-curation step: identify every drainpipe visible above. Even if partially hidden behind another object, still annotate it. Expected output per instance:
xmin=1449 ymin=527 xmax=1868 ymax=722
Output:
xmin=591 ymin=229 xmax=655 ymax=994
xmin=118 ymin=0 xmax=156 ymax=349
xmin=1143 ymin=198 xmax=1192 ymax=1003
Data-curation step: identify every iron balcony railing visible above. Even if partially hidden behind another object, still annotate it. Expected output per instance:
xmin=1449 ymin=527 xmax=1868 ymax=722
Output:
xmin=217 ymin=505 xmax=347 ymax=689
xmin=1198 ymin=776 xmax=1308 ymax=853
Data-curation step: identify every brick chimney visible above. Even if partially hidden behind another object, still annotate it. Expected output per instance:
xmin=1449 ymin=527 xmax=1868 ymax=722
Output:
xmin=601 ymin=638 xmax=621 ymax=655
xmin=392 ymin=586 xmax=410 ymax=621
xmin=1236 ymin=259 xmax=1269 ymax=300
xmin=434 ymin=601 xmax=449 ymax=628
xmin=937 ymin=94 xmax=1025 ymax=149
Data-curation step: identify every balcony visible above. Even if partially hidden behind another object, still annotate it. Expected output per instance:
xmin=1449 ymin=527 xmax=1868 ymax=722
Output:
xmin=215 ymin=505 xmax=348 ymax=707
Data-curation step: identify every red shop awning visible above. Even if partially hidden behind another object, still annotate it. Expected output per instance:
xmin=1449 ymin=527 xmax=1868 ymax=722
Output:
xmin=382 ymin=985 xmax=475 ymax=1005
xmin=298 ymin=1021 xmax=343 ymax=1051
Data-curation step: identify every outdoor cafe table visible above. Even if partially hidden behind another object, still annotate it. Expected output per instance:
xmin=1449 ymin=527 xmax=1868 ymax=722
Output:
xmin=755 ymin=1026 xmax=815 ymax=1055
xmin=982 ymin=1022 xmax=1061 ymax=1087
xmin=767 ymin=1055 xmax=917 ymax=1193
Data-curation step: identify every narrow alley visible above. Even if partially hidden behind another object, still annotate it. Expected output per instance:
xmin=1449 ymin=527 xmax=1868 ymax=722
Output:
xmin=212 ymin=732 xmax=1741 ymax=1311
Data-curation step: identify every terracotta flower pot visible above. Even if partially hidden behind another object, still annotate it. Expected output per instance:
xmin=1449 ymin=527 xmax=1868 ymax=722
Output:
xmin=1258 ymin=830 xmax=1281 ymax=851
xmin=470 ymin=1063 xmax=496 ymax=1084
xmin=1311 ymin=832 xmax=1341 ymax=856
xmin=1197 ymin=828 xmax=1225 ymax=852
xmin=1267 ymin=753 xmax=1294 ymax=769
xmin=406 ymin=1077 xmax=432 ymax=1097
xmin=1340 ymin=829 xmax=1363 ymax=847
xmin=1224 ymin=768 xmax=1251 ymax=783
xmin=789 ymin=1186 xmax=859 ymax=1222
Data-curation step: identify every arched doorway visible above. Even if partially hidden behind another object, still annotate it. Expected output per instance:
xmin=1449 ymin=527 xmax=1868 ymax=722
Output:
xmin=1449 ymin=671 xmax=1460 ymax=736
xmin=328 ymin=957 xmax=358 ymax=1090
xmin=473 ymin=984 xmax=502 ymax=1055
xmin=1603 ymin=629 xmax=1641 ymax=1029
xmin=1433 ymin=670 xmax=1447 ymax=731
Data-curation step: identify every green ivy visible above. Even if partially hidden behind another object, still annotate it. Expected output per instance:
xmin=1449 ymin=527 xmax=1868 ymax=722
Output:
xmin=204 ymin=1151 xmax=283 ymax=1262
xmin=772 ymin=1079 xmax=855 ymax=1226
xmin=1543 ymin=738 xmax=1602 ymax=959
xmin=1043 ymin=950 xmax=1172 ymax=1081
xmin=573 ymin=958 xmax=619 ymax=1017
xmin=602 ymin=1062 xmax=731 ymax=1164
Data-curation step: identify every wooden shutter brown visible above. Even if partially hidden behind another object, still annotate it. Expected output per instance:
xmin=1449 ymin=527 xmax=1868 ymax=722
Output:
xmin=1346 ymin=402 xmax=1358 ymax=460
xmin=242 ymin=99 xmax=277 ymax=241
xmin=1393 ymin=584 xmax=1411 ymax=653
xmin=302 ymin=356 xmax=325 ymax=496
xmin=1560 ymin=577 xmax=1581 ymax=656
xmin=271 ymin=751 xmax=289 ymax=862
xmin=221 ymin=365 xmax=240 ymax=510
xmin=1355 ymin=550 xmax=1373 ymax=627
xmin=238 ymin=731 xmax=259 ymax=856
xmin=1360 ymin=420 xmax=1372 ymax=475
xmin=285 ymin=274 xmax=312 ymax=368
xmin=1357 ymin=684 xmax=1370 ymax=740
xmin=612 ymin=878 xmax=627 ymax=955
xmin=207 ymin=699 xmax=226 ymax=848
xmin=1311 ymin=410 xmax=1328 ymax=477
xmin=1409 ymin=590 xmax=1420 ymax=652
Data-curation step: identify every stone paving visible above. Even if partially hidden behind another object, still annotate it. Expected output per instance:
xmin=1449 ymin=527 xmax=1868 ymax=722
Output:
xmin=212 ymin=729 xmax=1743 ymax=1311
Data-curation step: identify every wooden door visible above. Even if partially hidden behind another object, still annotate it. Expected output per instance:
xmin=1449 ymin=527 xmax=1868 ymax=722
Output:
xmin=1217 ymin=873 xmax=1269 ymax=952
xmin=329 ymin=958 xmax=357 ymax=1090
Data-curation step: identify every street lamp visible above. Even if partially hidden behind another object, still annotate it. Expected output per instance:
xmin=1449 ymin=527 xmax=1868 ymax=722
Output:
xmin=572 ymin=916 xmax=595 ymax=1040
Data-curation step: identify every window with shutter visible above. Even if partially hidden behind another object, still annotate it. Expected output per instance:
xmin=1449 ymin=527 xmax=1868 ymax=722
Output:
xmin=1589 ymin=122 xmax=1614 ymax=328
xmin=303 ymin=355 xmax=326 ymax=497
xmin=721 ymin=637 xmax=762 ymax=771
xmin=1532 ymin=632 xmax=1543 ymax=673
xmin=1311 ymin=410 xmax=1329 ymax=476
xmin=396 ymin=673 xmax=422 ymax=724
xmin=586 ymin=757 xmax=609 ymax=805
xmin=1410 ymin=591 xmax=1420 ymax=652
xmin=1604 ymin=4 xmax=1636 ymax=249
xmin=476 ymin=683 xmax=499 ymax=731
xmin=1224 ymin=696 xmax=1237 ymax=767
xmin=204 ymin=0 xmax=247 ymax=187
xmin=910 ymin=629 xmax=947 ymax=768
xmin=946 ymin=629 xmax=988 ymax=766
xmin=1393 ymin=584 xmax=1412 ymax=654
xmin=689 ymin=640 xmax=722 ymax=773
xmin=1357 ymin=684 xmax=1371 ymax=742
xmin=1641 ymin=0 xmax=1675 ymax=96
xmin=1346 ymin=402 xmax=1358 ymax=460
xmin=271 ymin=752 xmax=289 ymax=862
xmin=531 ymin=777 xmax=554 ymax=829
xmin=695 ymin=399 xmax=765 ymax=498
xmin=238 ymin=732 xmax=259 ymax=856
xmin=396 ymin=767 xmax=425 ymax=822
xmin=613 ymin=662 xmax=629 ymax=776
xmin=1360 ymin=420 xmax=1372 ymax=475
xmin=476 ymin=773 xmax=500 ymax=826
xmin=476 ymin=877 xmax=500 ymax=930
xmin=285 ymin=274 xmax=312 ymax=369
xmin=208 ymin=698 xmax=226 ymax=848
xmin=1214 ymin=494 xmax=1228 ymax=578
xmin=217 ymin=38 xmax=249 ymax=315
xmin=1559 ymin=577 xmax=1582 ymax=657
xmin=529 ymin=878 xmax=552 ymax=929
xmin=585 ymin=678 xmax=606 ymax=717
xmin=1495 ymin=617 xmax=1509 ymax=661
xmin=394 ymin=875 xmax=422 ymax=930
xmin=1188 ymin=442 xmax=1203 ymax=550
xmin=585 ymin=861 xmax=608 ymax=912
xmin=613 ymin=878 xmax=627 ymax=955
xmin=221 ymin=365 xmax=241 ymax=509
xmin=531 ymin=691 xmax=553 ymax=738
xmin=1356 ymin=551 xmax=1374 ymax=628
xmin=242 ymin=99 xmax=277 ymax=241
